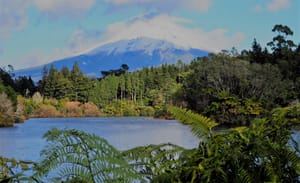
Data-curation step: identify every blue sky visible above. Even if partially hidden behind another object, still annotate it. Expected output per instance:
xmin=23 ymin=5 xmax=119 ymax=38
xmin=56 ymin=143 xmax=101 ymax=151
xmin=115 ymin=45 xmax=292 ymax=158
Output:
xmin=0 ymin=0 xmax=299 ymax=70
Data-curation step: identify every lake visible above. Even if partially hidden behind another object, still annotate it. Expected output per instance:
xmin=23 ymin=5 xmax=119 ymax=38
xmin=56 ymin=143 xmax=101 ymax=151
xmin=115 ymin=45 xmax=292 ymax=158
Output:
xmin=0 ymin=117 xmax=199 ymax=161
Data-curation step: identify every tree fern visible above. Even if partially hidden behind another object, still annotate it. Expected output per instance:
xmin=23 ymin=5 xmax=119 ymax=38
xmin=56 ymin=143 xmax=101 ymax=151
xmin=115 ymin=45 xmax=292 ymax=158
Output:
xmin=0 ymin=156 xmax=38 ymax=183
xmin=35 ymin=128 xmax=142 ymax=183
xmin=168 ymin=106 xmax=218 ymax=139
xmin=165 ymin=105 xmax=300 ymax=182
xmin=122 ymin=143 xmax=185 ymax=182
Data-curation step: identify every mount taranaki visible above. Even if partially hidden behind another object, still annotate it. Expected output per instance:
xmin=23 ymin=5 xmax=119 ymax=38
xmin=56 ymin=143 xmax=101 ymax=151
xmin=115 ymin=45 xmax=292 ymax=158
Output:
xmin=14 ymin=37 xmax=209 ymax=81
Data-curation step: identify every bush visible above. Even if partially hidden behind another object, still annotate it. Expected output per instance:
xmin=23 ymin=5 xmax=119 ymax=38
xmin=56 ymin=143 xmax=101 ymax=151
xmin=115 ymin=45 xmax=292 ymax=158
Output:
xmin=14 ymin=96 xmax=26 ymax=123
xmin=154 ymin=103 xmax=172 ymax=119
xmin=123 ymin=106 xmax=138 ymax=116
xmin=32 ymin=104 xmax=61 ymax=118
xmin=102 ymin=104 xmax=120 ymax=116
xmin=65 ymin=101 xmax=82 ymax=117
xmin=23 ymin=97 xmax=39 ymax=116
xmin=32 ymin=92 xmax=43 ymax=103
xmin=81 ymin=102 xmax=101 ymax=117
xmin=0 ymin=93 xmax=15 ymax=127
xmin=138 ymin=106 xmax=155 ymax=116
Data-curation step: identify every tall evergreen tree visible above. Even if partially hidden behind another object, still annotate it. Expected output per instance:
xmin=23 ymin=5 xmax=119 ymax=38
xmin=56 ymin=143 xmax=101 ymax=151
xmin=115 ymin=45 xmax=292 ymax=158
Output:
xmin=70 ymin=61 xmax=90 ymax=102
xmin=43 ymin=65 xmax=58 ymax=98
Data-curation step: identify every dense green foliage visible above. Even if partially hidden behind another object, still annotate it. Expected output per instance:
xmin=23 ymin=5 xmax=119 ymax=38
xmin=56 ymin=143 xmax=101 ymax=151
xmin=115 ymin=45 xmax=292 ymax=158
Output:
xmin=40 ymin=62 xmax=92 ymax=103
xmin=183 ymin=57 xmax=289 ymax=125
xmin=90 ymin=63 xmax=183 ymax=117
xmin=0 ymin=66 xmax=36 ymax=97
xmin=122 ymin=106 xmax=300 ymax=182
xmin=1 ymin=105 xmax=299 ymax=182
xmin=181 ymin=24 xmax=300 ymax=126
xmin=0 ymin=24 xmax=299 ymax=127
xmin=0 ymin=79 xmax=24 ymax=127
xmin=36 ymin=128 xmax=142 ymax=182
xmin=171 ymin=106 xmax=300 ymax=182
xmin=0 ymin=156 xmax=37 ymax=182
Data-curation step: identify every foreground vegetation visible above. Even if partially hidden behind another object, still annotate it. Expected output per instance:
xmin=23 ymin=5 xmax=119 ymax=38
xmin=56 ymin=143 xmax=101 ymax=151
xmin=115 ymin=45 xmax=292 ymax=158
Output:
xmin=1 ymin=105 xmax=299 ymax=182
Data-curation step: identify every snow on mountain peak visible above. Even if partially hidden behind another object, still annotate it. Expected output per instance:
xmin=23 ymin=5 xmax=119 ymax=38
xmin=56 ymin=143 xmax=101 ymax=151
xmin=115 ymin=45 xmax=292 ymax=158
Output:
xmin=87 ymin=37 xmax=184 ymax=55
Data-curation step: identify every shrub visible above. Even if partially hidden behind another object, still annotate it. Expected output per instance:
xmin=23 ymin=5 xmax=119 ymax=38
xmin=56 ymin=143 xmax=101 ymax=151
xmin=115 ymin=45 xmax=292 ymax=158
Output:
xmin=102 ymin=104 xmax=119 ymax=116
xmin=0 ymin=93 xmax=15 ymax=127
xmin=65 ymin=101 xmax=82 ymax=117
xmin=138 ymin=106 xmax=155 ymax=116
xmin=81 ymin=102 xmax=101 ymax=117
xmin=32 ymin=92 xmax=43 ymax=103
xmin=32 ymin=104 xmax=61 ymax=118
xmin=14 ymin=96 xmax=26 ymax=123
xmin=123 ymin=106 xmax=138 ymax=116
xmin=23 ymin=97 xmax=39 ymax=116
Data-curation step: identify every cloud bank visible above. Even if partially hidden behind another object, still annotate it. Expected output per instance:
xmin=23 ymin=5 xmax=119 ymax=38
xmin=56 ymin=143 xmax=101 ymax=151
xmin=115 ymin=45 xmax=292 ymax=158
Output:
xmin=85 ymin=14 xmax=244 ymax=52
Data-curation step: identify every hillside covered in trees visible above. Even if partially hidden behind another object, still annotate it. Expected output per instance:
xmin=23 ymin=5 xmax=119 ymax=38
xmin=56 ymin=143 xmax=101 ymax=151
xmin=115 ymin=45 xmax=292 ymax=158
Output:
xmin=0 ymin=24 xmax=299 ymax=127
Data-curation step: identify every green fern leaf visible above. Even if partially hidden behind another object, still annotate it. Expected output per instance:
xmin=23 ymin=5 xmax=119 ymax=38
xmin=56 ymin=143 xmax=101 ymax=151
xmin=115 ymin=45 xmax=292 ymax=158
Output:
xmin=168 ymin=106 xmax=218 ymax=139
xmin=36 ymin=128 xmax=142 ymax=183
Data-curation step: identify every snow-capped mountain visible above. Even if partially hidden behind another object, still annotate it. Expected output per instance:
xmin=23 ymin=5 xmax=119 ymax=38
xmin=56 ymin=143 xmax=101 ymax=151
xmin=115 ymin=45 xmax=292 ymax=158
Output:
xmin=14 ymin=37 xmax=209 ymax=81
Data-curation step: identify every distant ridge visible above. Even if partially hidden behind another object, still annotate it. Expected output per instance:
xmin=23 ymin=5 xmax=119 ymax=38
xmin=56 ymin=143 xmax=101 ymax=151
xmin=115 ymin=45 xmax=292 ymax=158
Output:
xmin=14 ymin=37 xmax=209 ymax=81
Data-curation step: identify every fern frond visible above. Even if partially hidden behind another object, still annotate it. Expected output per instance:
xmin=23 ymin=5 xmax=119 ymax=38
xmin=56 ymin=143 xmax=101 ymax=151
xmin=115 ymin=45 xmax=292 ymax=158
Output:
xmin=122 ymin=143 xmax=186 ymax=181
xmin=235 ymin=167 xmax=252 ymax=183
xmin=168 ymin=106 xmax=218 ymax=139
xmin=36 ymin=128 xmax=142 ymax=183
xmin=0 ymin=156 xmax=38 ymax=182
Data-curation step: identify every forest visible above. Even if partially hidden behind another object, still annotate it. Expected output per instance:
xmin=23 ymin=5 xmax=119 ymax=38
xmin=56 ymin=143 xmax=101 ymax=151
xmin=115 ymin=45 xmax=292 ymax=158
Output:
xmin=0 ymin=24 xmax=300 ymax=182
xmin=0 ymin=24 xmax=299 ymax=127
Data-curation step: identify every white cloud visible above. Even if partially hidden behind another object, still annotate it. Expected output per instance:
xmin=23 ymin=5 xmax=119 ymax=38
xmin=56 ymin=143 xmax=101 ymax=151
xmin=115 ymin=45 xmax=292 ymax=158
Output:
xmin=33 ymin=0 xmax=96 ymax=18
xmin=87 ymin=14 xmax=244 ymax=52
xmin=68 ymin=29 xmax=103 ymax=53
xmin=267 ymin=0 xmax=291 ymax=12
xmin=0 ymin=0 xmax=30 ymax=38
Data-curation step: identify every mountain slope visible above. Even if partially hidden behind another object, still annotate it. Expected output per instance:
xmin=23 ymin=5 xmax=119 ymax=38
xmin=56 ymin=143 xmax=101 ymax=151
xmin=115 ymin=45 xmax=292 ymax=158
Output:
xmin=14 ymin=37 xmax=209 ymax=81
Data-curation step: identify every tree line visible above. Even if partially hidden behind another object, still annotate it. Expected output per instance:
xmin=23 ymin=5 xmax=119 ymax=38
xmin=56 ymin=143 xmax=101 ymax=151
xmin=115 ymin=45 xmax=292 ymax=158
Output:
xmin=0 ymin=24 xmax=299 ymax=127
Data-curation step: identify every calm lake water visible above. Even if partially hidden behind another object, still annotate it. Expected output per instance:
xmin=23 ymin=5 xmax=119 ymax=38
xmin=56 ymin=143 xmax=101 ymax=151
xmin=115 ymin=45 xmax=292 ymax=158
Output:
xmin=0 ymin=117 xmax=199 ymax=161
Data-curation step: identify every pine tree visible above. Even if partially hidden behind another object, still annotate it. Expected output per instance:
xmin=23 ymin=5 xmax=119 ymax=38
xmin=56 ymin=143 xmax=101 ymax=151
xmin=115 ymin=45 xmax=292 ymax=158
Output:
xmin=43 ymin=65 xmax=57 ymax=98
xmin=70 ymin=61 xmax=90 ymax=102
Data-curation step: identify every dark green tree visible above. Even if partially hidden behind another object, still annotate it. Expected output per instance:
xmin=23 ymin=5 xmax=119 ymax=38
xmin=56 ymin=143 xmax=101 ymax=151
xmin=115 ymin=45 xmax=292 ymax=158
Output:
xmin=267 ymin=24 xmax=296 ymax=61
xmin=70 ymin=61 xmax=91 ymax=102
xmin=43 ymin=65 xmax=58 ymax=98
xmin=183 ymin=57 xmax=290 ymax=125
xmin=249 ymin=39 xmax=265 ymax=64
xmin=15 ymin=76 xmax=36 ymax=97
